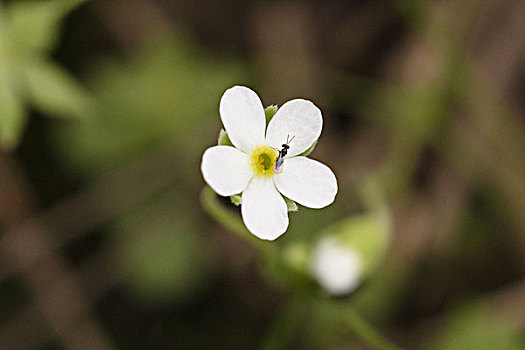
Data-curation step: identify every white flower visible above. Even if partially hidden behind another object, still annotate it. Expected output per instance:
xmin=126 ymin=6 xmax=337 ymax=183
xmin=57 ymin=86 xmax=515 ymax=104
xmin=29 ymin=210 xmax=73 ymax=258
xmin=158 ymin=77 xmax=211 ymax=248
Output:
xmin=201 ymin=86 xmax=338 ymax=240
xmin=310 ymin=236 xmax=362 ymax=295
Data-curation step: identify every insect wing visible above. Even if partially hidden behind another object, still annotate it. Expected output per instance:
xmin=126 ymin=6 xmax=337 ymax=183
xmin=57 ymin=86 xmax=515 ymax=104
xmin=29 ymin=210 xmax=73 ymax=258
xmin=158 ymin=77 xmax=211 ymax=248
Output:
xmin=274 ymin=156 xmax=284 ymax=173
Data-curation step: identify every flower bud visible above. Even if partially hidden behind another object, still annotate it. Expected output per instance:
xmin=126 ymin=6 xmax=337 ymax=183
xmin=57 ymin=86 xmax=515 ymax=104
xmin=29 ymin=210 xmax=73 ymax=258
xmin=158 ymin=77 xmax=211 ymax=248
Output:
xmin=309 ymin=212 xmax=391 ymax=295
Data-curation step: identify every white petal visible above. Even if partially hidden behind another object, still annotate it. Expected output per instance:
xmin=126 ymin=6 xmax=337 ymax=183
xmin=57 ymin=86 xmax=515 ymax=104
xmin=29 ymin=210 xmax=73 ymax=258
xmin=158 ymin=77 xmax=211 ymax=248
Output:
xmin=201 ymin=146 xmax=253 ymax=196
xmin=219 ymin=86 xmax=266 ymax=153
xmin=265 ymin=99 xmax=322 ymax=157
xmin=310 ymin=236 xmax=362 ymax=295
xmin=274 ymin=157 xmax=337 ymax=209
xmin=241 ymin=177 xmax=288 ymax=240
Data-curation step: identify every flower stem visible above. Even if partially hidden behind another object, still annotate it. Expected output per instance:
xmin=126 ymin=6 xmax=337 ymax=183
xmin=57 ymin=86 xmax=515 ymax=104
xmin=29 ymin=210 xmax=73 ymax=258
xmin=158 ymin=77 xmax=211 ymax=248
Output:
xmin=342 ymin=309 xmax=402 ymax=350
xmin=261 ymin=296 xmax=306 ymax=350
xmin=321 ymin=297 xmax=403 ymax=350
xmin=201 ymin=186 xmax=401 ymax=350
xmin=200 ymin=186 xmax=272 ymax=255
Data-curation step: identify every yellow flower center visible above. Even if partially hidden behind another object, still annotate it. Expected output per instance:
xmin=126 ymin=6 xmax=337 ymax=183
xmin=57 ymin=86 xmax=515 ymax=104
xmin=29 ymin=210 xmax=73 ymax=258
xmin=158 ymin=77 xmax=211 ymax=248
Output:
xmin=251 ymin=145 xmax=278 ymax=177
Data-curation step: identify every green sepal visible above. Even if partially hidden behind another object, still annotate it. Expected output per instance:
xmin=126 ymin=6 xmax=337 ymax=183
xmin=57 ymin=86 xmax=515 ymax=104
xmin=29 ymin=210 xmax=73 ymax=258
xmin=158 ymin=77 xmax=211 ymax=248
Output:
xmin=298 ymin=140 xmax=318 ymax=157
xmin=264 ymin=105 xmax=278 ymax=125
xmin=217 ymin=128 xmax=233 ymax=146
xmin=230 ymin=194 xmax=242 ymax=206
xmin=284 ymin=196 xmax=298 ymax=212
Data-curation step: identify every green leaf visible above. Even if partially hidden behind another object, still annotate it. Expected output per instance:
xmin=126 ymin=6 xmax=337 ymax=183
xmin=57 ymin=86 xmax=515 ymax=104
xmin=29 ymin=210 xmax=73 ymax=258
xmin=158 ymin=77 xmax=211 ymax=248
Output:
xmin=24 ymin=59 xmax=93 ymax=118
xmin=0 ymin=71 xmax=26 ymax=150
xmin=115 ymin=201 xmax=211 ymax=305
xmin=432 ymin=301 xmax=525 ymax=350
xmin=8 ymin=0 xmax=87 ymax=53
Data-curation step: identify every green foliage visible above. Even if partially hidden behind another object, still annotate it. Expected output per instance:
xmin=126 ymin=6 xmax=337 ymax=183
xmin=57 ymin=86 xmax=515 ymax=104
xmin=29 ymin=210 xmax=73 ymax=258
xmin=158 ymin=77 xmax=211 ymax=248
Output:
xmin=24 ymin=59 xmax=93 ymax=117
xmin=0 ymin=0 xmax=91 ymax=150
xmin=282 ymin=242 xmax=309 ymax=275
xmin=115 ymin=200 xmax=211 ymax=305
xmin=0 ymin=67 xmax=26 ymax=148
xmin=372 ymin=84 xmax=449 ymax=143
xmin=56 ymin=30 xmax=246 ymax=176
xmin=432 ymin=301 xmax=525 ymax=350
xmin=8 ymin=0 xmax=87 ymax=53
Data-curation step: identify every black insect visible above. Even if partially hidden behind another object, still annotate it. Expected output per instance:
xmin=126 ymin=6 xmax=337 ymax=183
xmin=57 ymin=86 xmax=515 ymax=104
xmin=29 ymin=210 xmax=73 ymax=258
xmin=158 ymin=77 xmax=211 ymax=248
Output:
xmin=274 ymin=135 xmax=295 ymax=173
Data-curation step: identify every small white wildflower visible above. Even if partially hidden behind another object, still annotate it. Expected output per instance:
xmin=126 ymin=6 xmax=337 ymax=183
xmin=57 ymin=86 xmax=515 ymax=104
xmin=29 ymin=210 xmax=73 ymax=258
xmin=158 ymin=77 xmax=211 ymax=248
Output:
xmin=201 ymin=86 xmax=337 ymax=240
xmin=310 ymin=236 xmax=362 ymax=295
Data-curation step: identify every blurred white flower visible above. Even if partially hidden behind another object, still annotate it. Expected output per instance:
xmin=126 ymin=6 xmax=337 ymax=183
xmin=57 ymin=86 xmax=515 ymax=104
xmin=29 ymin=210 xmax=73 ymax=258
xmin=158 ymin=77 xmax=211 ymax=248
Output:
xmin=201 ymin=86 xmax=337 ymax=240
xmin=310 ymin=236 xmax=362 ymax=295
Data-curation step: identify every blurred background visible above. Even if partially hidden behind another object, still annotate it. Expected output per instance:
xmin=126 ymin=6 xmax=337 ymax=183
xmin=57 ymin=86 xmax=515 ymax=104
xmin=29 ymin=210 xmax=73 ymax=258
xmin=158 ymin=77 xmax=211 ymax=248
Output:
xmin=1 ymin=0 xmax=525 ymax=349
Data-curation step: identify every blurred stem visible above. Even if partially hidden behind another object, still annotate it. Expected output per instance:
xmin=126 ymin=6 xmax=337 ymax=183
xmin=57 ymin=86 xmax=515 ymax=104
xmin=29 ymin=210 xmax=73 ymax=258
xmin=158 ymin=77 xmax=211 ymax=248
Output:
xmin=200 ymin=186 xmax=273 ymax=256
xmin=341 ymin=309 xmax=402 ymax=350
xmin=262 ymin=296 xmax=306 ymax=350
xmin=320 ymin=297 xmax=403 ymax=350
xmin=202 ymin=186 xmax=400 ymax=349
